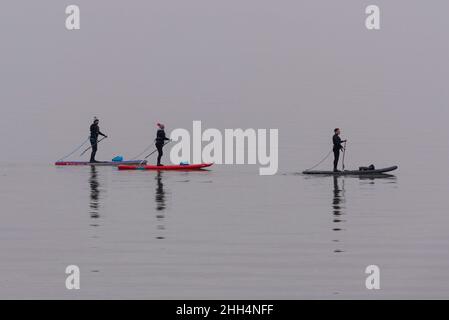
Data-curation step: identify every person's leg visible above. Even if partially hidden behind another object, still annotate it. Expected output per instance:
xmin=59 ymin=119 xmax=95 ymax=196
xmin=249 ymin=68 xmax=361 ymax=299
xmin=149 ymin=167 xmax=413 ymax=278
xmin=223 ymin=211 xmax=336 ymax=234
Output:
xmin=333 ymin=150 xmax=340 ymax=171
xmin=90 ymin=138 xmax=97 ymax=162
xmin=156 ymin=144 xmax=163 ymax=165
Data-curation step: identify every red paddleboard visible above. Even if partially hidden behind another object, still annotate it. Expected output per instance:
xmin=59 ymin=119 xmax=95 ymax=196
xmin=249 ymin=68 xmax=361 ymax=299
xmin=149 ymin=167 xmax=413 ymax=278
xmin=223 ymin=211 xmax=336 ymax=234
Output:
xmin=118 ymin=163 xmax=213 ymax=171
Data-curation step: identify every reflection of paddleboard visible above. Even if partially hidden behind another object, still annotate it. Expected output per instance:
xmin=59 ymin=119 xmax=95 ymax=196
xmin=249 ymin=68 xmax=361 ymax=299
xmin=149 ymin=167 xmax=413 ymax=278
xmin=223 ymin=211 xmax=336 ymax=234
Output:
xmin=303 ymin=166 xmax=398 ymax=175
xmin=118 ymin=163 xmax=213 ymax=171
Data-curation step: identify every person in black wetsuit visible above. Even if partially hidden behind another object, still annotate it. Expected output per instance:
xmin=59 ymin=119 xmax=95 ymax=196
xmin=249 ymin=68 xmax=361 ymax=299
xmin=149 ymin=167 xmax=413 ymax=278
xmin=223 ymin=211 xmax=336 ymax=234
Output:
xmin=333 ymin=128 xmax=346 ymax=172
xmin=89 ymin=117 xmax=107 ymax=163
xmin=155 ymin=123 xmax=170 ymax=166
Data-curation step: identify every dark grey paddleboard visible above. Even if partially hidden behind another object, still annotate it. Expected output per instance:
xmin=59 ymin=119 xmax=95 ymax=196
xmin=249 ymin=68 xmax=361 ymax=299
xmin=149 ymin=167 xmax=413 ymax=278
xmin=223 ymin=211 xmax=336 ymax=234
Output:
xmin=302 ymin=166 xmax=398 ymax=175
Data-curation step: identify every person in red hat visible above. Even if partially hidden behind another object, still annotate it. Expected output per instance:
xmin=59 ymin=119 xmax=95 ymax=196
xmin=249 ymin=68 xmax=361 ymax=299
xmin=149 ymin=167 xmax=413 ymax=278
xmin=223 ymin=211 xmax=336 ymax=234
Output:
xmin=155 ymin=123 xmax=170 ymax=166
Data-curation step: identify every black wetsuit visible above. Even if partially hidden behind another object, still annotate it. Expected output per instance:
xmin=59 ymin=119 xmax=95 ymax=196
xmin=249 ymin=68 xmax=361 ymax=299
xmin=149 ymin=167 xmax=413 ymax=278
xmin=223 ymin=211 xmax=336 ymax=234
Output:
xmin=155 ymin=129 xmax=170 ymax=165
xmin=333 ymin=134 xmax=343 ymax=171
xmin=89 ymin=123 xmax=106 ymax=162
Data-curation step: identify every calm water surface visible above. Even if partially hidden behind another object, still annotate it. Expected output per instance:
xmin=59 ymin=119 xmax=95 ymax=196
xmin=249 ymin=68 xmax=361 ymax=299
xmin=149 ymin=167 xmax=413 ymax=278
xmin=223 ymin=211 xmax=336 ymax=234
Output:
xmin=1 ymin=150 xmax=448 ymax=299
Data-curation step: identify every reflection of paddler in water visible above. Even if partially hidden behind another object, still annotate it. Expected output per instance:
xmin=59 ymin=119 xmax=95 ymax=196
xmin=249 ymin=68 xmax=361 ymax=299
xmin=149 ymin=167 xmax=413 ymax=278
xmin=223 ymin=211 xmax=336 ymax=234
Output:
xmin=89 ymin=166 xmax=100 ymax=220
xmin=332 ymin=176 xmax=344 ymax=217
xmin=332 ymin=176 xmax=345 ymax=253
xmin=155 ymin=171 xmax=166 ymax=239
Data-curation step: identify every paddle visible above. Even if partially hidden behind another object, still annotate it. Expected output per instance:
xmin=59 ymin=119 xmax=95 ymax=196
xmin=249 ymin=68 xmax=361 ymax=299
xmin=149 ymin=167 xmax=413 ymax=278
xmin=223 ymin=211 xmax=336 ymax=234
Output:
xmin=80 ymin=136 xmax=108 ymax=156
xmin=342 ymin=140 xmax=347 ymax=171
xmin=139 ymin=140 xmax=171 ymax=165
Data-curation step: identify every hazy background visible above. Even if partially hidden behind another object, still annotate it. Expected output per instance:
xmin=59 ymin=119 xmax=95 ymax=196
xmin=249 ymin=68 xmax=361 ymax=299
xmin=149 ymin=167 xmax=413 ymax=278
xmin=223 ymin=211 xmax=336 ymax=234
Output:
xmin=0 ymin=1 xmax=448 ymax=299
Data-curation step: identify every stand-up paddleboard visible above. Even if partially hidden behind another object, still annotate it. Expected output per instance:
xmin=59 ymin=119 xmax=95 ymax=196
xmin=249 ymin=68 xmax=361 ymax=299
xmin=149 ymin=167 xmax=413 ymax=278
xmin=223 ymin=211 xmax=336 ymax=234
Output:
xmin=55 ymin=160 xmax=147 ymax=166
xmin=302 ymin=166 xmax=398 ymax=176
xmin=118 ymin=163 xmax=213 ymax=171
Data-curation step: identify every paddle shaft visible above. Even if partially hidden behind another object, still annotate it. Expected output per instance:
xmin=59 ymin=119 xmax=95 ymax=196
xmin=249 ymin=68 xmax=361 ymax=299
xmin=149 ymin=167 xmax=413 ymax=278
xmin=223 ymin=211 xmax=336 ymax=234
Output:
xmin=80 ymin=136 xmax=107 ymax=156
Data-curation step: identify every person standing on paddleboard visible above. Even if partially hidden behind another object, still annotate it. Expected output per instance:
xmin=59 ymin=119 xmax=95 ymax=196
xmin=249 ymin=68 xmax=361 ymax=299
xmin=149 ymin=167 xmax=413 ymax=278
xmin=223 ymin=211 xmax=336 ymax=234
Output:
xmin=155 ymin=123 xmax=170 ymax=166
xmin=333 ymin=128 xmax=346 ymax=172
xmin=89 ymin=117 xmax=107 ymax=163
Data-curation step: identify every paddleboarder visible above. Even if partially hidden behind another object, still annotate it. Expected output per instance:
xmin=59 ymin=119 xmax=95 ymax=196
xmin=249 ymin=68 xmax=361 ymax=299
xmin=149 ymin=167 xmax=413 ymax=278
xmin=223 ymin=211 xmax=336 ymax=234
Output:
xmin=89 ymin=117 xmax=107 ymax=163
xmin=333 ymin=128 xmax=346 ymax=172
xmin=155 ymin=123 xmax=170 ymax=166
